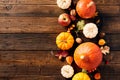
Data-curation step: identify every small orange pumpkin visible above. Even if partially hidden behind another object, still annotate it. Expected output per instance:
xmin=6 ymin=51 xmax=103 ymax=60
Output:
xmin=74 ymin=42 xmax=102 ymax=71
xmin=72 ymin=72 xmax=90 ymax=80
xmin=56 ymin=32 xmax=74 ymax=50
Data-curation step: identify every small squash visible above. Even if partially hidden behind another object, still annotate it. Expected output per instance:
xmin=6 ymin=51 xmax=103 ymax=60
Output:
xmin=57 ymin=0 xmax=72 ymax=9
xmin=83 ymin=23 xmax=98 ymax=39
xmin=61 ymin=65 xmax=74 ymax=78
xmin=72 ymin=72 xmax=90 ymax=80
xmin=56 ymin=32 xmax=74 ymax=50
xmin=74 ymin=42 xmax=102 ymax=71
xmin=76 ymin=0 xmax=96 ymax=19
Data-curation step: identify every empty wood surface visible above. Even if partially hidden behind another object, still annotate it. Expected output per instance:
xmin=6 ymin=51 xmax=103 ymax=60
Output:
xmin=0 ymin=0 xmax=119 ymax=80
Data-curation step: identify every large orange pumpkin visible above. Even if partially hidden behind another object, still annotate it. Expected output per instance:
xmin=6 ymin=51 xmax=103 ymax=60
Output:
xmin=56 ymin=32 xmax=74 ymax=50
xmin=74 ymin=42 xmax=102 ymax=71
xmin=76 ymin=0 xmax=96 ymax=19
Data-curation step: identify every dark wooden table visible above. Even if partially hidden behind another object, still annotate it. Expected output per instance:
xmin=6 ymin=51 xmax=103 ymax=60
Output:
xmin=0 ymin=0 xmax=119 ymax=80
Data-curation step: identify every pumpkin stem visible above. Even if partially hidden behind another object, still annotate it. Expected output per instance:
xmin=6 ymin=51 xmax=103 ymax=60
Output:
xmin=80 ymin=55 xmax=89 ymax=62
xmin=87 ymin=1 xmax=94 ymax=8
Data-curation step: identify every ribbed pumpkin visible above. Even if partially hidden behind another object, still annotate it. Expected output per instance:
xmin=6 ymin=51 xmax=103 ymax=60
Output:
xmin=74 ymin=42 xmax=102 ymax=71
xmin=56 ymin=32 xmax=74 ymax=50
xmin=76 ymin=0 xmax=96 ymax=19
xmin=72 ymin=72 xmax=90 ymax=80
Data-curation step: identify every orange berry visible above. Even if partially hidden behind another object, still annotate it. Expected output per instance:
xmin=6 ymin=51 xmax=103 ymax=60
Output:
xmin=72 ymin=24 xmax=75 ymax=27
xmin=70 ymin=27 xmax=73 ymax=30
xmin=67 ymin=28 xmax=70 ymax=32
xmin=94 ymin=73 xmax=101 ymax=80
xmin=66 ymin=56 xmax=73 ymax=64
xmin=98 ymin=39 xmax=106 ymax=46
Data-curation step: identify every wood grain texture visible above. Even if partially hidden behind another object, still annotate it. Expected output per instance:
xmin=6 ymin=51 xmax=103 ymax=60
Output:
xmin=0 ymin=43 xmax=118 ymax=79
xmin=0 ymin=34 xmax=57 ymax=50
xmin=0 ymin=0 xmax=119 ymax=5
xmin=0 ymin=33 xmax=119 ymax=50
xmin=102 ymin=17 xmax=120 ymax=33
xmin=0 ymin=51 xmax=119 ymax=80
xmin=0 ymin=0 xmax=119 ymax=80
xmin=0 ymin=5 xmax=64 ymax=17
xmin=0 ymin=5 xmax=119 ymax=17
xmin=0 ymin=76 xmax=65 ymax=80
xmin=0 ymin=17 xmax=119 ymax=33
xmin=0 ymin=17 xmax=65 ymax=33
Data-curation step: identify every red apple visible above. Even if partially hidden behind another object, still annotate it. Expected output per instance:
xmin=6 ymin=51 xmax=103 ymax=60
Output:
xmin=58 ymin=13 xmax=71 ymax=27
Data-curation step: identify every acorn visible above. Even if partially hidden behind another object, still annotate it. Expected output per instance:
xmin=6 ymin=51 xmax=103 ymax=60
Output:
xmin=70 ymin=9 xmax=76 ymax=16
xmin=76 ymin=38 xmax=82 ymax=44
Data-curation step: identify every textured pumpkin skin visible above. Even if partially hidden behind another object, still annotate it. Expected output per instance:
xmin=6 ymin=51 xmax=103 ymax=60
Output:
xmin=74 ymin=42 xmax=102 ymax=71
xmin=72 ymin=72 xmax=90 ymax=80
xmin=56 ymin=32 xmax=74 ymax=50
xmin=76 ymin=0 xmax=96 ymax=19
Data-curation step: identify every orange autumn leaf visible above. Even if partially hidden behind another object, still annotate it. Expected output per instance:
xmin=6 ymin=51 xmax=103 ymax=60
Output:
xmin=66 ymin=56 xmax=73 ymax=64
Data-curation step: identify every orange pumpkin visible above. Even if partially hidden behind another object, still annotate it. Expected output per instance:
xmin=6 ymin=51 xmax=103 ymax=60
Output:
xmin=74 ymin=42 xmax=102 ymax=71
xmin=76 ymin=0 xmax=96 ymax=19
xmin=56 ymin=32 xmax=74 ymax=50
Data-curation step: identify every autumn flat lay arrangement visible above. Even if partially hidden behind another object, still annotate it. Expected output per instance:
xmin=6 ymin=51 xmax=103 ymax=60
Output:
xmin=55 ymin=0 xmax=111 ymax=80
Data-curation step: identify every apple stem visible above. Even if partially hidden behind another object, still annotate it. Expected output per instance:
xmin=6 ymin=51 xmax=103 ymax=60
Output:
xmin=87 ymin=1 xmax=94 ymax=8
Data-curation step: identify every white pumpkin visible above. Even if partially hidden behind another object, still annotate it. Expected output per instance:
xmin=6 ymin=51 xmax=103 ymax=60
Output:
xmin=57 ymin=0 xmax=72 ymax=9
xmin=83 ymin=23 xmax=98 ymax=38
xmin=61 ymin=65 xmax=74 ymax=78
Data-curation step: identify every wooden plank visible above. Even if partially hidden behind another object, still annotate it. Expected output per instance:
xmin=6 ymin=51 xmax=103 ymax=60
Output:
xmin=0 ymin=51 xmax=63 ymax=76
xmin=0 ymin=51 xmax=119 ymax=77
xmin=99 ymin=64 xmax=120 ymax=74
xmin=0 ymin=17 xmax=119 ymax=33
xmin=0 ymin=51 xmax=119 ymax=64
xmin=0 ymin=34 xmax=58 ymax=50
xmin=74 ymin=0 xmax=120 ymax=6
xmin=0 ymin=74 xmax=119 ymax=80
xmin=102 ymin=17 xmax=120 ymax=33
xmin=0 ymin=76 xmax=65 ymax=80
xmin=0 ymin=0 xmax=119 ymax=5
xmin=97 ymin=6 xmax=119 ymax=16
xmin=101 ymin=73 xmax=120 ymax=80
xmin=99 ymin=64 xmax=120 ymax=80
xmin=0 ymin=33 xmax=118 ymax=50
xmin=0 ymin=51 xmax=63 ymax=65
xmin=0 ymin=0 xmax=56 ymax=5
xmin=0 ymin=51 xmax=64 ymax=77
xmin=105 ymin=33 xmax=120 ymax=51
xmin=0 ymin=61 xmax=120 ymax=77
xmin=0 ymin=17 xmax=66 ymax=33
xmin=0 ymin=5 xmax=119 ymax=17
xmin=0 ymin=5 xmax=63 ymax=17
xmin=110 ymin=51 xmax=120 ymax=64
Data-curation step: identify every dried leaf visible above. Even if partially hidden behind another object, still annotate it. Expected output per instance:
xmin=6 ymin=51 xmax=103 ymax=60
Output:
xmin=100 ymin=46 xmax=110 ymax=55
xmin=55 ymin=50 xmax=69 ymax=59
xmin=76 ymin=20 xmax=85 ymax=30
